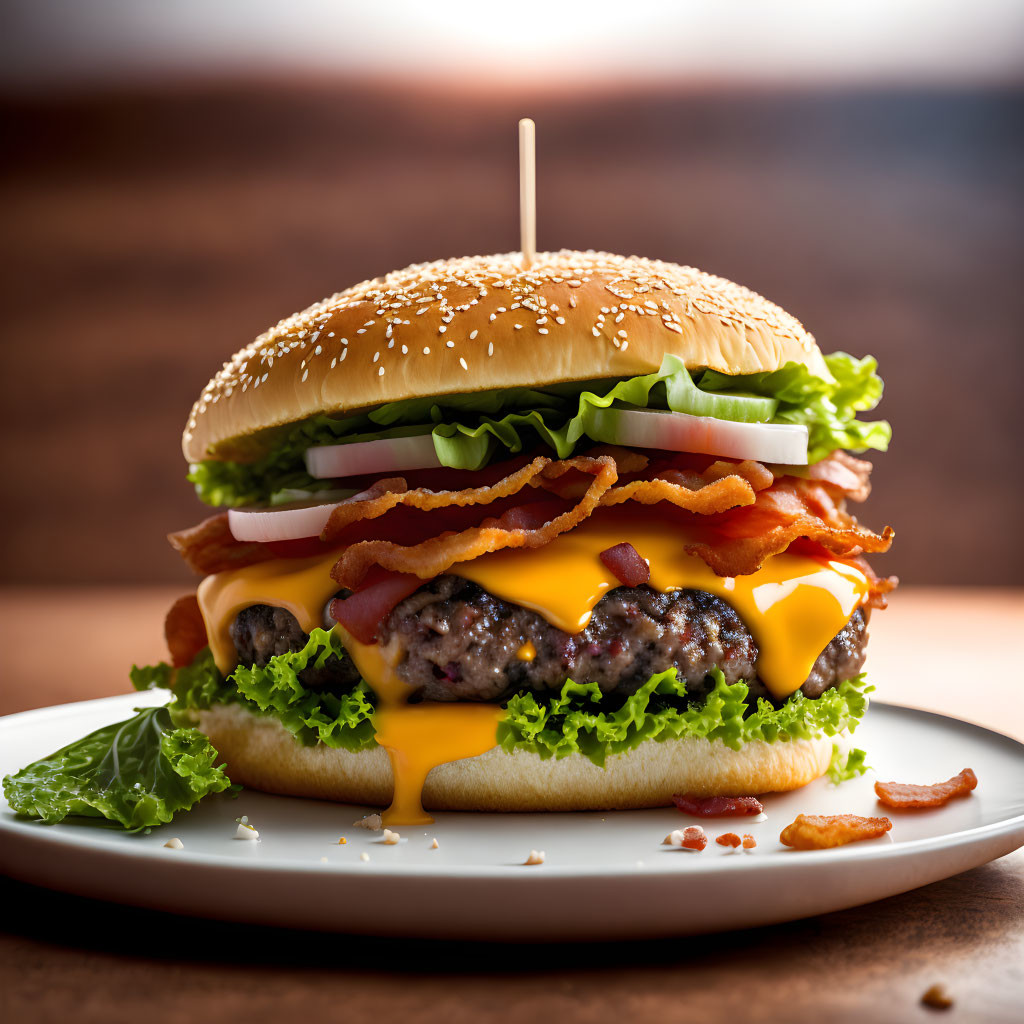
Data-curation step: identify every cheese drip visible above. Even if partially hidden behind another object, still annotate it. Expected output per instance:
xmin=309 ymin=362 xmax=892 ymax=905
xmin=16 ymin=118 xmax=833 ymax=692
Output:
xmin=195 ymin=506 xmax=868 ymax=825
xmin=454 ymin=508 xmax=868 ymax=700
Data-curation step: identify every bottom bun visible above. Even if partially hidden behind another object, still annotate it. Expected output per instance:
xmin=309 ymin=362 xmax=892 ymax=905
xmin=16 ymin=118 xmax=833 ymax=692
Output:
xmin=198 ymin=704 xmax=835 ymax=811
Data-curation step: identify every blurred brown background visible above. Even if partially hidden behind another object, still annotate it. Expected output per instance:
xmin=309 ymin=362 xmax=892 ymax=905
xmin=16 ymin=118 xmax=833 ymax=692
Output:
xmin=1 ymin=1 xmax=1022 ymax=587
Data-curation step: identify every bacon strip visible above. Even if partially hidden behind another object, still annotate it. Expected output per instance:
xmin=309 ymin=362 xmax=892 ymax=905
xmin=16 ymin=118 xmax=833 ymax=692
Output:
xmin=874 ymin=769 xmax=977 ymax=809
xmin=329 ymin=568 xmax=424 ymax=644
xmin=672 ymin=794 xmax=765 ymax=817
xmin=169 ymin=513 xmax=276 ymax=576
xmin=329 ymin=456 xmax=619 ymax=588
xmin=780 ymin=813 xmax=892 ymax=850
xmin=682 ymin=479 xmax=894 ymax=578
xmin=164 ymin=594 xmax=207 ymax=668
xmin=168 ymin=451 xmax=891 ymax=593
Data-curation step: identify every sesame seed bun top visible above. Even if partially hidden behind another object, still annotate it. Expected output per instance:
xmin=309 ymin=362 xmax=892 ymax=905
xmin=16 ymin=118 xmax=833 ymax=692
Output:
xmin=182 ymin=250 xmax=830 ymax=463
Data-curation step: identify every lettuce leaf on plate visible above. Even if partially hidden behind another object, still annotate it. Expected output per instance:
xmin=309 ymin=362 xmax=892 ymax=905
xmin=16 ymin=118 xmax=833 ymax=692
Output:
xmin=2 ymin=706 xmax=231 ymax=831
xmin=826 ymin=744 xmax=871 ymax=785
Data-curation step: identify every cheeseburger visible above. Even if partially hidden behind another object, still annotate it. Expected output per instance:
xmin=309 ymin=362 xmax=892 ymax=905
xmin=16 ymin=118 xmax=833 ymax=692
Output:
xmin=4 ymin=250 xmax=896 ymax=830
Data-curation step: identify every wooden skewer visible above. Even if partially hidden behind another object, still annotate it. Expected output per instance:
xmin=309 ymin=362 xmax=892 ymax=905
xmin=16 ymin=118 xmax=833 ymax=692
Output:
xmin=519 ymin=117 xmax=536 ymax=267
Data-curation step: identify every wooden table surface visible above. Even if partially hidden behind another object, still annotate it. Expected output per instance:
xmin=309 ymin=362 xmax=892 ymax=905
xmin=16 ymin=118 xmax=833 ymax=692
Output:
xmin=1 ymin=586 xmax=1022 ymax=1023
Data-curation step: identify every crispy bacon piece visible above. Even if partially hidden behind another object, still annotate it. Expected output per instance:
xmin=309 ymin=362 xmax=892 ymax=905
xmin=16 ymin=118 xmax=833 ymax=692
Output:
xmin=716 ymin=832 xmax=742 ymax=848
xmin=672 ymin=794 xmax=765 ymax=817
xmin=683 ymin=478 xmax=894 ymax=578
xmin=600 ymin=473 xmax=760 ymax=515
xmin=680 ymin=826 xmax=707 ymax=851
xmin=167 ymin=449 xmax=893 ymax=598
xmin=779 ymin=813 xmax=892 ymax=850
xmin=330 ymin=568 xmax=424 ymax=645
xmin=600 ymin=542 xmax=650 ymax=586
xmin=322 ymin=457 xmax=563 ymax=538
xmin=168 ymin=513 xmax=277 ymax=576
xmin=806 ymin=451 xmax=874 ymax=502
xmin=164 ymin=594 xmax=207 ymax=668
xmin=665 ymin=826 xmax=709 ymax=850
xmin=741 ymin=834 xmax=757 ymax=849
xmin=327 ymin=456 xmax=618 ymax=589
xmin=874 ymin=769 xmax=977 ymax=809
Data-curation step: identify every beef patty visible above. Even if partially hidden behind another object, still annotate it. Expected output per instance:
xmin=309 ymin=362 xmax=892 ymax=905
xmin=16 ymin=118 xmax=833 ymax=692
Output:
xmin=229 ymin=575 xmax=867 ymax=705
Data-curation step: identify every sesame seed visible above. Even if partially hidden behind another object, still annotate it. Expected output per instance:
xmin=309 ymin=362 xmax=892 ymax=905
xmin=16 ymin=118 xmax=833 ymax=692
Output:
xmin=487 ymin=342 xmax=494 ymax=356
xmin=378 ymin=367 xmax=385 ymax=377
xmin=514 ymin=324 xmax=522 ymax=330
xmin=459 ymin=357 xmax=468 ymax=370
xmin=592 ymin=327 xmax=601 ymax=337
xmin=423 ymin=346 xmax=430 ymax=354
xmin=401 ymin=344 xmax=408 ymax=354
xmin=373 ymin=351 xmax=380 ymax=363
xmin=314 ymin=344 xmax=323 ymax=355
xmin=439 ymin=325 xmax=447 ymax=334
xmin=538 ymin=328 xmax=549 ymax=334
xmin=469 ymin=330 xmax=478 ymax=340
xmin=446 ymin=340 xmax=454 ymax=348
xmin=618 ymin=330 xmax=627 ymax=338
xmin=301 ymin=369 xmax=309 ymax=382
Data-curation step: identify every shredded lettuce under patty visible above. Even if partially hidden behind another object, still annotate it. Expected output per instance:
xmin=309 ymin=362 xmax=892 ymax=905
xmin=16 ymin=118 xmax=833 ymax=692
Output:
xmin=5 ymin=638 xmax=872 ymax=831
xmin=133 ymin=636 xmax=872 ymax=769
xmin=189 ymin=352 xmax=890 ymax=507
xmin=131 ymin=631 xmax=378 ymax=753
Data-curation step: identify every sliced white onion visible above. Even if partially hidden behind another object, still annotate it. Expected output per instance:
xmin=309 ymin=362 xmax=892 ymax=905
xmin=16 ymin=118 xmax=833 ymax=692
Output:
xmin=587 ymin=407 xmax=808 ymax=464
xmin=227 ymin=487 xmax=386 ymax=543
xmin=305 ymin=433 xmax=442 ymax=480
xmin=228 ymin=499 xmax=344 ymax=543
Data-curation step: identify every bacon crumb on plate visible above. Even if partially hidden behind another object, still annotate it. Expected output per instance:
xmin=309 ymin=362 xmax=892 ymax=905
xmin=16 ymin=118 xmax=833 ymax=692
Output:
xmin=874 ymin=769 xmax=977 ymax=809
xmin=672 ymin=794 xmax=764 ymax=817
xmin=715 ymin=832 xmax=742 ymax=848
xmin=779 ymin=814 xmax=892 ymax=850
xmin=920 ymin=984 xmax=954 ymax=1010
xmin=741 ymin=834 xmax=757 ymax=849
xmin=664 ymin=826 xmax=708 ymax=851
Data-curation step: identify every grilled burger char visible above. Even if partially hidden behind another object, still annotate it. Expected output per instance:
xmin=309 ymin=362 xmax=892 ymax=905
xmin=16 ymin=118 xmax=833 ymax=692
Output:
xmin=229 ymin=579 xmax=867 ymax=705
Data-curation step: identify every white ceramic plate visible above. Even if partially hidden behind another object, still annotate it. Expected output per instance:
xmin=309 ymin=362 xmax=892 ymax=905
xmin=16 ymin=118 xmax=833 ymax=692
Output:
xmin=1 ymin=691 xmax=1022 ymax=941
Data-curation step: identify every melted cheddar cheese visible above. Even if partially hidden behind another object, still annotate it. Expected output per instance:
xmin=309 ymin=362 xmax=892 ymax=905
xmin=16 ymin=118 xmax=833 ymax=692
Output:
xmin=195 ymin=506 xmax=869 ymax=825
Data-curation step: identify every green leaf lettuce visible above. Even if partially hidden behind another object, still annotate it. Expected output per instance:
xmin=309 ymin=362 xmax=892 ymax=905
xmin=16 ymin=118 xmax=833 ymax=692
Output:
xmin=2 ymin=706 xmax=231 ymax=830
xmin=137 ymin=638 xmax=872 ymax=770
xmin=188 ymin=352 xmax=890 ymax=506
